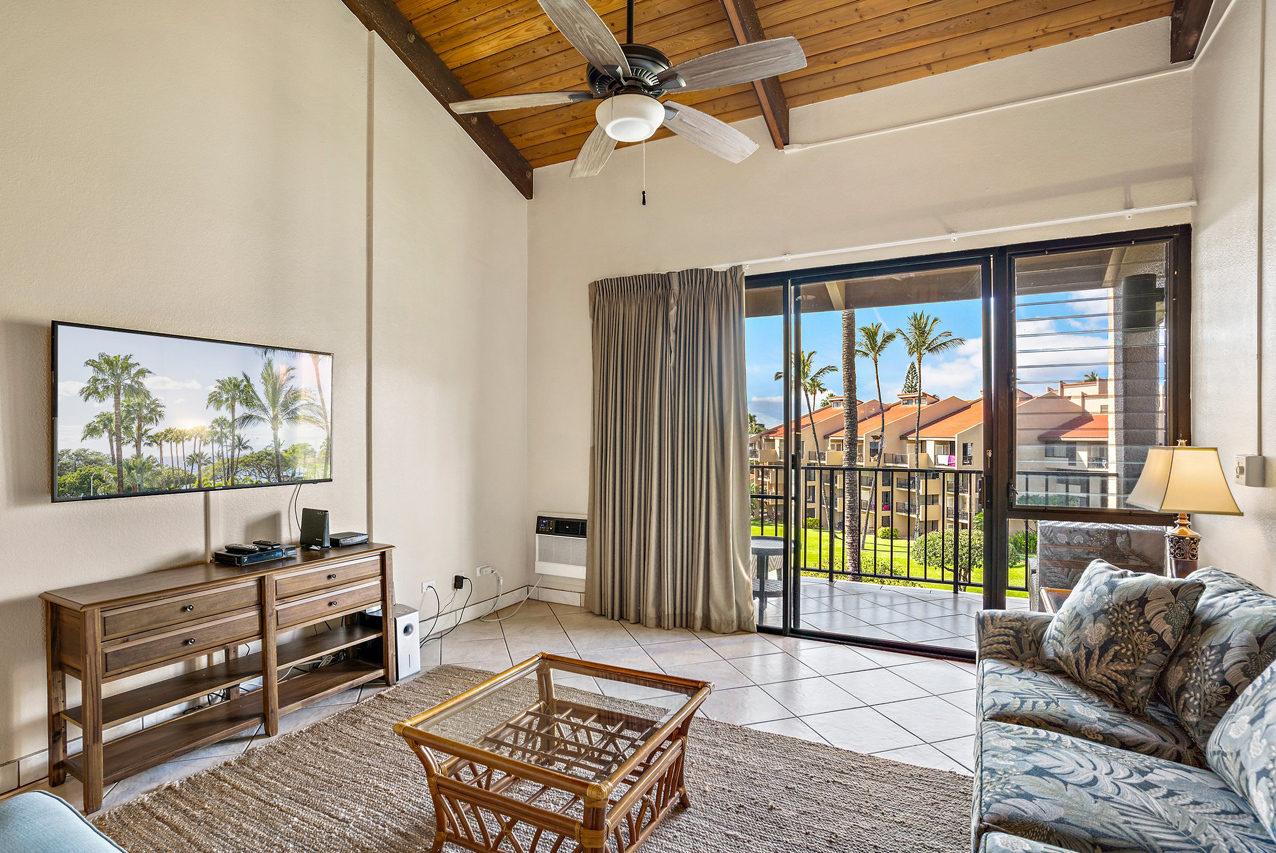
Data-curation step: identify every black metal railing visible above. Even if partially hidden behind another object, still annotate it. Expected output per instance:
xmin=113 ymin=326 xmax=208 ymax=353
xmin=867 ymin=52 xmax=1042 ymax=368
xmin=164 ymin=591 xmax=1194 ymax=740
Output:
xmin=748 ymin=463 xmax=1027 ymax=594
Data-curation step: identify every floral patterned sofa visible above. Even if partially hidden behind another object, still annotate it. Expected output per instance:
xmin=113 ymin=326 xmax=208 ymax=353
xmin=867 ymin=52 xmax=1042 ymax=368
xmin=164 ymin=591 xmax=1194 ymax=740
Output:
xmin=972 ymin=565 xmax=1276 ymax=853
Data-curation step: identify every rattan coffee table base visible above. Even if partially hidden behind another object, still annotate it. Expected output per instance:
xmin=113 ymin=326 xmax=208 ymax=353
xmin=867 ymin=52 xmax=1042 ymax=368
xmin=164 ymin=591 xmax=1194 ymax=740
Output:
xmin=396 ymin=654 xmax=711 ymax=853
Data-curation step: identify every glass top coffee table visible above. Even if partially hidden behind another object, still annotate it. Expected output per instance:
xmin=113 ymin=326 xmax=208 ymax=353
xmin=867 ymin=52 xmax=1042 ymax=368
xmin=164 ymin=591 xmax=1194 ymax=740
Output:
xmin=396 ymin=652 xmax=712 ymax=853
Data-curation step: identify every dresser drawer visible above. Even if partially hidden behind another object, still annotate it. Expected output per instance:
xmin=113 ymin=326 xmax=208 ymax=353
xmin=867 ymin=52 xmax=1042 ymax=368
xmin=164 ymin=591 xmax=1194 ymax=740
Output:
xmin=102 ymin=582 xmax=260 ymax=639
xmin=276 ymin=580 xmax=382 ymax=629
xmin=275 ymin=557 xmax=380 ymax=601
xmin=104 ymin=610 xmax=260 ymax=676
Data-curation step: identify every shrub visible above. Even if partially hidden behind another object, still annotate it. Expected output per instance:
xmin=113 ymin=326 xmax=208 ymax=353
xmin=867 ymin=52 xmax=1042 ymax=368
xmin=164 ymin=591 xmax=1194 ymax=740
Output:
xmin=877 ymin=526 xmax=900 ymax=540
xmin=803 ymin=517 xmax=823 ymax=530
xmin=909 ymin=529 xmax=984 ymax=584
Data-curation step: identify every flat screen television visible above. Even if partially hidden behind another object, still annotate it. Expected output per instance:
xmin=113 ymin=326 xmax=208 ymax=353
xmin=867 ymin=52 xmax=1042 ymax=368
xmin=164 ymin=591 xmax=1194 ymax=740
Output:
xmin=52 ymin=321 xmax=333 ymax=501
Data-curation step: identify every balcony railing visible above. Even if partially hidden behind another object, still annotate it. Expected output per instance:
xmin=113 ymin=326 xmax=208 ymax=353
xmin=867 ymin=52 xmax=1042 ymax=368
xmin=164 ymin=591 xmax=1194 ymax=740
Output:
xmin=749 ymin=461 xmax=1015 ymax=594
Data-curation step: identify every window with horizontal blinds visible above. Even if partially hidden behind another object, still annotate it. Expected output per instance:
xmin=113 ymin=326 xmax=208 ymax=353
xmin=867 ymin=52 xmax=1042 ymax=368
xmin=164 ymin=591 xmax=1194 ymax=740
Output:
xmin=1012 ymin=241 xmax=1171 ymax=510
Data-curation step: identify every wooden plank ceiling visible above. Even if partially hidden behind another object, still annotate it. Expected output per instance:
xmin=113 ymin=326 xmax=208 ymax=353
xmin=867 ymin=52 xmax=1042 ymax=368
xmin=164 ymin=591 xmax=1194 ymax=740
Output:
xmin=393 ymin=0 xmax=1175 ymax=171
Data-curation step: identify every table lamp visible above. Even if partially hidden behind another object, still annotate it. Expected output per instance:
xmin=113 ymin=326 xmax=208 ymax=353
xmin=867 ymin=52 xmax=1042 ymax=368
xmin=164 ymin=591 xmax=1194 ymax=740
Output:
xmin=1127 ymin=441 xmax=1243 ymax=578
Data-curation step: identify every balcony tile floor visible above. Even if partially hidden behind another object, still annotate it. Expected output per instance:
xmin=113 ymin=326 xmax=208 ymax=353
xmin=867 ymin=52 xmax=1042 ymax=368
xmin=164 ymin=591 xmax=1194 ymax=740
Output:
xmin=18 ymin=587 xmax=1019 ymax=813
xmin=761 ymin=577 xmax=1030 ymax=650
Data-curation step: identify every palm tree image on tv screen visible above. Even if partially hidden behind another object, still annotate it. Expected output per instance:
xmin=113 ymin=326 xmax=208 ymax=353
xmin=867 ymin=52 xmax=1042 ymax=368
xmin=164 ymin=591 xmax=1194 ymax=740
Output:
xmin=53 ymin=323 xmax=333 ymax=500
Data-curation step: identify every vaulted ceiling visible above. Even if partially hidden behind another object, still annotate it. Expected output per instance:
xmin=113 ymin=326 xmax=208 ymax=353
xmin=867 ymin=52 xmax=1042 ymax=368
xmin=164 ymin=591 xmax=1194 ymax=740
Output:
xmin=342 ymin=0 xmax=1208 ymax=198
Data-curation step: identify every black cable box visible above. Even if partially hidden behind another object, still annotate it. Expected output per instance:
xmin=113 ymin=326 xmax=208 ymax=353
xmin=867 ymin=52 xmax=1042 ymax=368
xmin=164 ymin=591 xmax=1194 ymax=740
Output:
xmin=213 ymin=545 xmax=297 ymax=567
xmin=330 ymin=532 xmax=368 ymax=547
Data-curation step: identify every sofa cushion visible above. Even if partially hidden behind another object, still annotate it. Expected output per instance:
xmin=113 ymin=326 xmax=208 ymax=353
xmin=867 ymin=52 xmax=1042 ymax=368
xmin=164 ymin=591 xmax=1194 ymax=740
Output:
xmin=980 ymin=831 xmax=1086 ymax=853
xmin=979 ymin=658 xmax=1205 ymax=767
xmin=975 ymin=721 xmax=1275 ymax=853
xmin=0 ymin=791 xmax=127 ymax=853
xmin=1159 ymin=567 xmax=1276 ymax=749
xmin=978 ymin=610 xmax=1057 ymax=669
xmin=1042 ymin=560 xmax=1204 ymax=715
xmin=1207 ymin=660 xmax=1276 ymax=844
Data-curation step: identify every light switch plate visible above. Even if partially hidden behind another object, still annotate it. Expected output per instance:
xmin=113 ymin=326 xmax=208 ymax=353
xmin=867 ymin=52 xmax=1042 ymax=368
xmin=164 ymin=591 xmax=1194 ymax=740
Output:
xmin=1235 ymin=455 xmax=1266 ymax=487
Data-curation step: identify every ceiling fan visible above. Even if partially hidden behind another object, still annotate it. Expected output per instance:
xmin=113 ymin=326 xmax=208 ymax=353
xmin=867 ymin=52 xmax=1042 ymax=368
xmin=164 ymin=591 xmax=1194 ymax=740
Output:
xmin=449 ymin=0 xmax=807 ymax=178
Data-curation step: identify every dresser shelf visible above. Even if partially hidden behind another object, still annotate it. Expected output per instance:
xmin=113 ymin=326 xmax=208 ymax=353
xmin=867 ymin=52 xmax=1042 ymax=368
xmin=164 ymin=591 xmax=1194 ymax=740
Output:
xmin=43 ymin=544 xmax=397 ymax=812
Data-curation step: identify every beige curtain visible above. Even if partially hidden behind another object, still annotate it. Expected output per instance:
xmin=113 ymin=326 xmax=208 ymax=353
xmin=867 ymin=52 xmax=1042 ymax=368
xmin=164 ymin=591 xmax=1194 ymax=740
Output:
xmin=585 ymin=266 xmax=754 ymax=634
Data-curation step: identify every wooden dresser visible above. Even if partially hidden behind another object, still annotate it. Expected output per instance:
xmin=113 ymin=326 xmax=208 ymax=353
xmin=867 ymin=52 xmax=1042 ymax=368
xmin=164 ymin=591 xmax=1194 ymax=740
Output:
xmin=41 ymin=543 xmax=397 ymax=812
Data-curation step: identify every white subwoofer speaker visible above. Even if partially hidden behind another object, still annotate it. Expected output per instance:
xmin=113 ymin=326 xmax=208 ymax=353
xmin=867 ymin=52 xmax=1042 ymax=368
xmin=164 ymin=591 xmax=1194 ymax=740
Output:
xmin=363 ymin=604 xmax=421 ymax=680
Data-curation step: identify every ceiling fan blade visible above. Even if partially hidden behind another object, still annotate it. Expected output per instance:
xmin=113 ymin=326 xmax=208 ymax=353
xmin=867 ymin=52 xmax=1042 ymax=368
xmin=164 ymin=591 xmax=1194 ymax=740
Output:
xmin=450 ymin=91 xmax=596 ymax=115
xmin=537 ymin=0 xmax=631 ymax=81
xmin=658 ymin=37 xmax=806 ymax=91
xmin=663 ymin=102 xmax=759 ymax=164
xmin=571 ymin=124 xmax=618 ymax=178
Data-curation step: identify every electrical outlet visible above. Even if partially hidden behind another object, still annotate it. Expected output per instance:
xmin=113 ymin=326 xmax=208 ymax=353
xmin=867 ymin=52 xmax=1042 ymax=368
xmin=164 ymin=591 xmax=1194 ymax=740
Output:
xmin=477 ymin=565 xmax=495 ymax=576
xmin=1236 ymin=455 xmax=1266 ymax=487
xmin=421 ymin=581 xmax=436 ymax=594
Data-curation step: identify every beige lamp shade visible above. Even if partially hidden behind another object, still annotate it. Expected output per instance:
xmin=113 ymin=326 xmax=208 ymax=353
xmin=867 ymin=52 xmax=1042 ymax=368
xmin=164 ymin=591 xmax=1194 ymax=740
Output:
xmin=1127 ymin=444 xmax=1243 ymax=516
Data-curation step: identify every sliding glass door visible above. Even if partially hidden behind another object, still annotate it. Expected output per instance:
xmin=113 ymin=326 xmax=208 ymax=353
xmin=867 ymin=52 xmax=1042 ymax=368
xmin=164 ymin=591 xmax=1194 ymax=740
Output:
xmin=745 ymin=226 xmax=1191 ymax=658
xmin=746 ymin=255 xmax=997 ymax=653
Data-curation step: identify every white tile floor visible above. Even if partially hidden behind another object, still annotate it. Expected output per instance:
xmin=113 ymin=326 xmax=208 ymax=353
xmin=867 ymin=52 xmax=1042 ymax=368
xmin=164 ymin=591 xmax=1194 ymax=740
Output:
xmin=760 ymin=577 xmax=1030 ymax=650
xmin=18 ymin=595 xmax=987 ymax=814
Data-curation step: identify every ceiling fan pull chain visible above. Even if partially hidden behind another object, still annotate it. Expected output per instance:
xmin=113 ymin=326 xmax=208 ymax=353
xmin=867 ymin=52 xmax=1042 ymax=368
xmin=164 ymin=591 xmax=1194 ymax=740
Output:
xmin=641 ymin=138 xmax=647 ymax=206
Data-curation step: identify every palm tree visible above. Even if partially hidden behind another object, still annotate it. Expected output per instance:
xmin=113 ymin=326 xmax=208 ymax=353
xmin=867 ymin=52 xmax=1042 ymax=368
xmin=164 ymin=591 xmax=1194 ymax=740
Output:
xmin=81 ymin=412 xmax=119 ymax=473
xmin=78 ymin=353 xmax=151 ymax=492
xmin=896 ymin=312 xmax=966 ymax=464
xmin=188 ymin=451 xmax=211 ymax=488
xmin=309 ymin=354 xmax=332 ymax=478
xmin=1083 ymin=370 xmax=1100 ymax=381
xmin=856 ymin=323 xmax=898 ymax=467
xmin=147 ymin=433 xmax=166 ymax=489
xmin=841 ymin=307 xmax=862 ymax=578
xmin=123 ymin=455 xmax=157 ymax=491
xmin=236 ymin=359 xmax=314 ymax=481
xmin=207 ymin=377 xmax=252 ymax=485
xmin=774 ymin=350 xmax=837 ymax=460
xmin=747 ymin=413 xmax=765 ymax=434
xmin=122 ymin=393 xmax=164 ymax=491
xmin=209 ymin=417 xmax=231 ymax=485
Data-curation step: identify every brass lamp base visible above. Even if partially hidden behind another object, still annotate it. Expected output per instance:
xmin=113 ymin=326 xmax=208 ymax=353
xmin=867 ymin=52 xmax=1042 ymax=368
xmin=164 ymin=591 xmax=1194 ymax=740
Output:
xmin=1166 ymin=512 xmax=1201 ymax=579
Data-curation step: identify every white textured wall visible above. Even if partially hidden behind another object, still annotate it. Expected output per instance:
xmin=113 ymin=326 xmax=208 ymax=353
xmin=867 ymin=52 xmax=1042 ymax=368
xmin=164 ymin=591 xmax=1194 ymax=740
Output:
xmin=525 ymin=20 xmax=1195 ymax=536
xmin=369 ymin=34 xmax=531 ymax=626
xmin=1191 ymin=0 xmax=1276 ymax=585
xmin=0 ymin=1 xmax=529 ymax=777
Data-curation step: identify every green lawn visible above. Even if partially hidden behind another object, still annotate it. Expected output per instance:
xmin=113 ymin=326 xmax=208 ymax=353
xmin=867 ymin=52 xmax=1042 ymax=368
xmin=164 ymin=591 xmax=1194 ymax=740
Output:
xmin=751 ymin=523 xmax=1029 ymax=598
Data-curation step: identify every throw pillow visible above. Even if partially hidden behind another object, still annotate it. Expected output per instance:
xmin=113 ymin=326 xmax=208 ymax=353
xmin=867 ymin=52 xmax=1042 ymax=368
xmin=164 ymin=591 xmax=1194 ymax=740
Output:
xmin=1208 ymin=660 xmax=1276 ymax=842
xmin=1042 ymin=559 xmax=1204 ymax=715
xmin=1159 ymin=567 xmax=1276 ymax=749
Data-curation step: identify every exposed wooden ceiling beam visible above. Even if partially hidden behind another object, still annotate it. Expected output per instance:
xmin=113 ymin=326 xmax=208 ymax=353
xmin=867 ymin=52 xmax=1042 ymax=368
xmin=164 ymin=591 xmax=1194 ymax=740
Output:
xmin=1169 ymin=0 xmax=1213 ymax=62
xmin=342 ymin=0 xmax=534 ymax=199
xmin=718 ymin=0 xmax=791 ymax=148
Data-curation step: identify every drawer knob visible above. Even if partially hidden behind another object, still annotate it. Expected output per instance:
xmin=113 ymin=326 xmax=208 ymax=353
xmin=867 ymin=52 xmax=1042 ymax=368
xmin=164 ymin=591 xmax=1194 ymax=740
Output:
xmin=327 ymin=574 xmax=337 ymax=580
xmin=328 ymin=600 xmax=339 ymax=607
xmin=183 ymin=604 xmax=195 ymax=612
xmin=185 ymin=638 xmax=197 ymax=646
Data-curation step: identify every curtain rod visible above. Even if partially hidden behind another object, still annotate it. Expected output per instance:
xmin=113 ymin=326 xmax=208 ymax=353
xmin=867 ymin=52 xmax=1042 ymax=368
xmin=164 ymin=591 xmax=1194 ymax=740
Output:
xmin=782 ymin=0 xmax=1237 ymax=154
xmin=734 ymin=201 xmax=1196 ymax=269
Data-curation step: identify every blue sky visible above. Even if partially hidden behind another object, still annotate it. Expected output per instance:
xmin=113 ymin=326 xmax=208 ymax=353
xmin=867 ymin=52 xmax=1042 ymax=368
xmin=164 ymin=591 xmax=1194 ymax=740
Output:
xmin=56 ymin=325 xmax=331 ymax=457
xmin=747 ymin=299 xmax=984 ymax=428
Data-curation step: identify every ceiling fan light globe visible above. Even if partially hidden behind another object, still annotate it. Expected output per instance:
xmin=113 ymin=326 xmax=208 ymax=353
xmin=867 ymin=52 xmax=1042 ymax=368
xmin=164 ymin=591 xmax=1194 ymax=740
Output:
xmin=596 ymin=94 xmax=664 ymax=143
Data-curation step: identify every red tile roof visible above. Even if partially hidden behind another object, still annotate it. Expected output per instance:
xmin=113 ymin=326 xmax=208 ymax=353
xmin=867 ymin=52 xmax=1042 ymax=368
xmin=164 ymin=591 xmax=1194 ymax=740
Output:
xmin=758 ymin=403 xmax=846 ymax=438
xmin=900 ymin=400 xmax=984 ymax=439
xmin=1038 ymin=413 xmax=1109 ymax=441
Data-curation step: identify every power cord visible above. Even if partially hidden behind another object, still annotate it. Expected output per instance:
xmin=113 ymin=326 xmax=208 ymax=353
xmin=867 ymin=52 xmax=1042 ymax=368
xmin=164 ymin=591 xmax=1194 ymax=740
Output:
xmin=418 ymin=584 xmax=443 ymax=648
xmin=432 ymin=577 xmax=473 ymax=642
xmin=480 ymin=569 xmax=544 ymax=622
xmin=287 ymin=482 xmax=303 ymax=542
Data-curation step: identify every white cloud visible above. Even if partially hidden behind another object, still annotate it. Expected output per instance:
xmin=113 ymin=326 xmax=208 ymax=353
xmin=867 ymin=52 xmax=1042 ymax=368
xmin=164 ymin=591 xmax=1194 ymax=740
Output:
xmin=145 ymin=375 xmax=202 ymax=391
xmin=922 ymin=338 xmax=984 ymax=400
xmin=58 ymin=380 xmax=86 ymax=398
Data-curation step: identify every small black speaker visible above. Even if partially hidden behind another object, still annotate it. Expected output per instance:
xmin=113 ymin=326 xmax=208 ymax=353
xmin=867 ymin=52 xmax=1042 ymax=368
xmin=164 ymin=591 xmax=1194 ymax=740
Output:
xmin=300 ymin=508 xmax=330 ymax=550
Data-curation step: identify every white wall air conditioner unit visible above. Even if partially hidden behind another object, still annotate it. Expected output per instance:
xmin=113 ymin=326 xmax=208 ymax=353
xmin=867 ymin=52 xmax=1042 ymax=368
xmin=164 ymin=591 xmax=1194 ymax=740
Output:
xmin=534 ymin=513 xmax=587 ymax=580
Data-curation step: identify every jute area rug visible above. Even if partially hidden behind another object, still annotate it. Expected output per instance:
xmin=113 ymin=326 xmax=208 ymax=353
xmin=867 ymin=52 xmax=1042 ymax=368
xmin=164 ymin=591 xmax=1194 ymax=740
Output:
xmin=93 ymin=665 xmax=972 ymax=852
